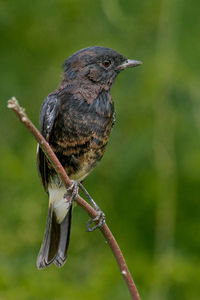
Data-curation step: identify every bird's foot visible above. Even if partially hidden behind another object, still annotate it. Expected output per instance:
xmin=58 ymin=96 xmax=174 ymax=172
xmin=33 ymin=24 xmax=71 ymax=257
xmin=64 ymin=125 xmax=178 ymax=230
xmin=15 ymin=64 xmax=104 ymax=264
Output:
xmin=78 ymin=182 xmax=106 ymax=231
xmin=87 ymin=209 xmax=105 ymax=232
xmin=64 ymin=180 xmax=79 ymax=206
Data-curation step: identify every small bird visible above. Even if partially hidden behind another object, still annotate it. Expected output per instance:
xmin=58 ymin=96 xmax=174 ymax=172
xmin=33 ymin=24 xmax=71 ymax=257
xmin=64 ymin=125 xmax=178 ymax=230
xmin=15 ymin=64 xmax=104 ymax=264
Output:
xmin=36 ymin=46 xmax=142 ymax=269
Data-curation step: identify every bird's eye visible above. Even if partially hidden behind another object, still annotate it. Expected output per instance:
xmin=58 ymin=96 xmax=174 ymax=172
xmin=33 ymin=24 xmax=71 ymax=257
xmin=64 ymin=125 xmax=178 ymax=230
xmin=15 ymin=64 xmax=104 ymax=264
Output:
xmin=102 ymin=59 xmax=112 ymax=68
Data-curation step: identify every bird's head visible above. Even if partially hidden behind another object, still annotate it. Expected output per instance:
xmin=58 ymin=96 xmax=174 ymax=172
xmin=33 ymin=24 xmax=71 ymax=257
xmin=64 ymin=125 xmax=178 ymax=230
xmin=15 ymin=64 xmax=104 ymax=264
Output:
xmin=62 ymin=46 xmax=142 ymax=90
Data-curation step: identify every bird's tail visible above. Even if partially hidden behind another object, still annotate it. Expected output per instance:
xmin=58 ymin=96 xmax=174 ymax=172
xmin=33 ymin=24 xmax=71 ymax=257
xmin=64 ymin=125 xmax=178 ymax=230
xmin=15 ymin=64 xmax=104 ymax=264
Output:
xmin=36 ymin=204 xmax=72 ymax=269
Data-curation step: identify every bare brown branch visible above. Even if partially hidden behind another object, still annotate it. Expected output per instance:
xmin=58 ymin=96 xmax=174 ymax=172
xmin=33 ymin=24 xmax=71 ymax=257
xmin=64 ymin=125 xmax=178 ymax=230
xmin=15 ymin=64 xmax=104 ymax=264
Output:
xmin=8 ymin=96 xmax=141 ymax=300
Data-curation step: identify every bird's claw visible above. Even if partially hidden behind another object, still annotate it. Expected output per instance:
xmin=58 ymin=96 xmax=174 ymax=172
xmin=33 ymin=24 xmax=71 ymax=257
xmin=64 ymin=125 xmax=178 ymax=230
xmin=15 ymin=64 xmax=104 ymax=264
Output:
xmin=87 ymin=210 xmax=105 ymax=232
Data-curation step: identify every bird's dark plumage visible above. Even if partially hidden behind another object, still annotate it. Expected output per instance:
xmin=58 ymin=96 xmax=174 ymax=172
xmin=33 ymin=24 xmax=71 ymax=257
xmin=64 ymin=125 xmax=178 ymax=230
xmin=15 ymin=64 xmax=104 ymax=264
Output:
xmin=36 ymin=46 xmax=142 ymax=269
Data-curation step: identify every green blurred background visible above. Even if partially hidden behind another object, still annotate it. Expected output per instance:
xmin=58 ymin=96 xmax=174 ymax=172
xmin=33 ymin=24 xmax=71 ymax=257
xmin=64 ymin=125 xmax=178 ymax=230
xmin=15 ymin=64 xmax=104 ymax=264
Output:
xmin=0 ymin=0 xmax=200 ymax=299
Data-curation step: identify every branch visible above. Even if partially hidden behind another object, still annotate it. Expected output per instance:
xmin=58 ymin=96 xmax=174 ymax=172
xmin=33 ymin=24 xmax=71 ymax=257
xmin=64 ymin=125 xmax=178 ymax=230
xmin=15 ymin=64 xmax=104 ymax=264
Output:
xmin=8 ymin=97 xmax=141 ymax=300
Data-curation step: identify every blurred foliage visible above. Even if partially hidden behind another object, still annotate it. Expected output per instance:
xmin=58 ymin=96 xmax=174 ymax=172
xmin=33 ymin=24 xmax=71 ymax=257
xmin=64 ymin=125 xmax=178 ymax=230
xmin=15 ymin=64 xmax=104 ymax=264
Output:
xmin=0 ymin=0 xmax=200 ymax=299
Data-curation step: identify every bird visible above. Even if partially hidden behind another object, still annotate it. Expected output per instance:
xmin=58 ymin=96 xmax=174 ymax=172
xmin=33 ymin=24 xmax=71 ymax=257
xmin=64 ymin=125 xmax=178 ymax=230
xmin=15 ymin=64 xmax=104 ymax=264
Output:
xmin=36 ymin=46 xmax=142 ymax=269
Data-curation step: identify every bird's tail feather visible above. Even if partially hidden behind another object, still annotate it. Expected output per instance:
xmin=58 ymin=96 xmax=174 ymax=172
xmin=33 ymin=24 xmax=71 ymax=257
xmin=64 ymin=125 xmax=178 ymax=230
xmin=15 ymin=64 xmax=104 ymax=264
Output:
xmin=36 ymin=204 xmax=72 ymax=269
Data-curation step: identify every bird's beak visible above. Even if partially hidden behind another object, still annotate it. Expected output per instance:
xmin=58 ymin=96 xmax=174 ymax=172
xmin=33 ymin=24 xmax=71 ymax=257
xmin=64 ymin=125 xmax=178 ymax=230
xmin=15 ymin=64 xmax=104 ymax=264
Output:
xmin=117 ymin=59 xmax=142 ymax=71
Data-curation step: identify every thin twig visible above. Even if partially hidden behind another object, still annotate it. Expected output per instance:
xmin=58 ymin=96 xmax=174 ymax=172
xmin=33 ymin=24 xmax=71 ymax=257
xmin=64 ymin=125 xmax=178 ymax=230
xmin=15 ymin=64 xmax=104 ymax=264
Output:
xmin=8 ymin=97 xmax=141 ymax=300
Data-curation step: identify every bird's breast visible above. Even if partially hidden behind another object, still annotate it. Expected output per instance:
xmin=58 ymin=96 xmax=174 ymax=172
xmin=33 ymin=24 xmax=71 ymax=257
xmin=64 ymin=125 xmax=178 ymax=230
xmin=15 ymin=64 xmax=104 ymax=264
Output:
xmin=49 ymin=91 xmax=115 ymax=180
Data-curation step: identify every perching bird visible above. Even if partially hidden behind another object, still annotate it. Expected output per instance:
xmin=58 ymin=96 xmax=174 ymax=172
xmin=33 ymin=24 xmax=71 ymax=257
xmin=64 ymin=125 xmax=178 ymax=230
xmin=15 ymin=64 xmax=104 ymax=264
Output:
xmin=36 ymin=46 xmax=142 ymax=269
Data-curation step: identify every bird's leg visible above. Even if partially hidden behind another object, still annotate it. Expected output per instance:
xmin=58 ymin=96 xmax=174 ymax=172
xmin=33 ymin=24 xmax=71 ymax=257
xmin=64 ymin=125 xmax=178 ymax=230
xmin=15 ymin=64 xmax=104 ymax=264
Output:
xmin=64 ymin=180 xmax=79 ymax=207
xmin=78 ymin=183 xmax=105 ymax=232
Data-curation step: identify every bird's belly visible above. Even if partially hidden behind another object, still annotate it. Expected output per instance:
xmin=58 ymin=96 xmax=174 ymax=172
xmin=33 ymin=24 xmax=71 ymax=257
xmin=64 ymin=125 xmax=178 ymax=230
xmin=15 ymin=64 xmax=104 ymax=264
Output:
xmin=50 ymin=111 xmax=113 ymax=182
xmin=69 ymin=163 xmax=90 ymax=182
xmin=66 ymin=147 xmax=103 ymax=182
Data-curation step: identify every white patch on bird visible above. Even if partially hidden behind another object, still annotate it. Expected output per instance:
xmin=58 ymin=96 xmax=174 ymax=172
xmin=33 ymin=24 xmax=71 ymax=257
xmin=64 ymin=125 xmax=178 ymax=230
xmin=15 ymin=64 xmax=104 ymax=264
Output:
xmin=48 ymin=184 xmax=70 ymax=224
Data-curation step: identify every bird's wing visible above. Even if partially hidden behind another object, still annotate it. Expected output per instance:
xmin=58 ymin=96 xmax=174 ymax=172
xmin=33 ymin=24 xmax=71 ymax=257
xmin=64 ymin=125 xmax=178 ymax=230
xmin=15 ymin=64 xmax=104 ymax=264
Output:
xmin=37 ymin=94 xmax=59 ymax=192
